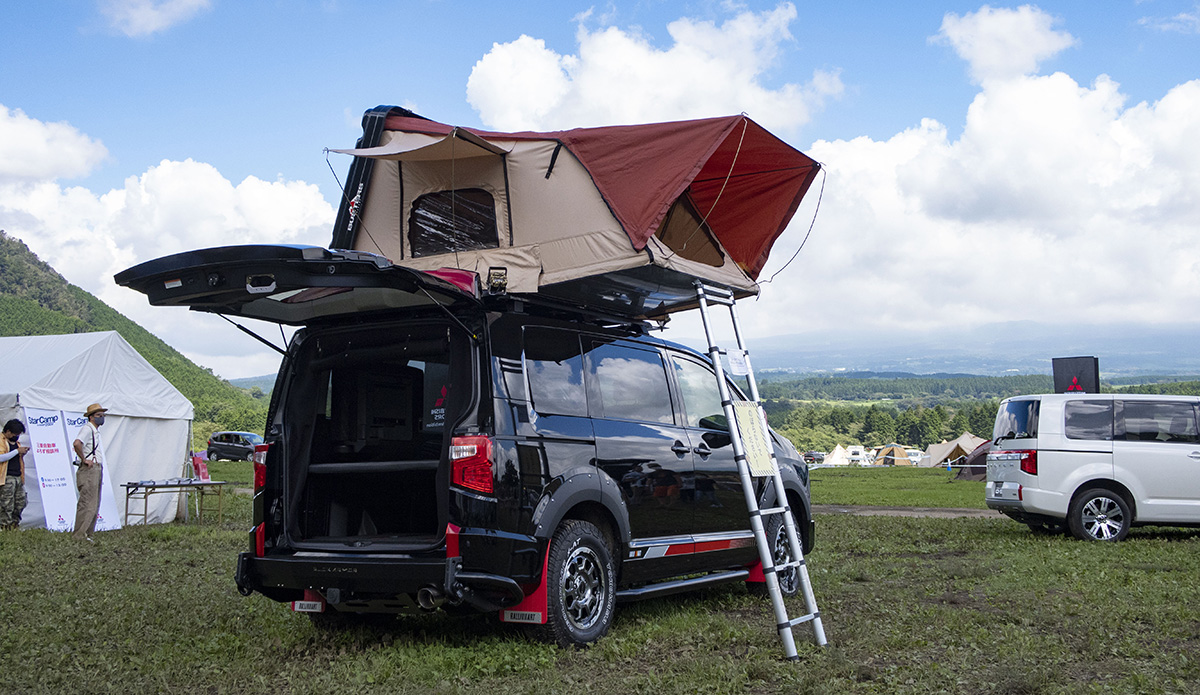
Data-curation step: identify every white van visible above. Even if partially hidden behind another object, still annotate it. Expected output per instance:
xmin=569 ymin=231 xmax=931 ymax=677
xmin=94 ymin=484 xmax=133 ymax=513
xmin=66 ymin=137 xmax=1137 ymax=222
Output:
xmin=986 ymin=393 xmax=1200 ymax=541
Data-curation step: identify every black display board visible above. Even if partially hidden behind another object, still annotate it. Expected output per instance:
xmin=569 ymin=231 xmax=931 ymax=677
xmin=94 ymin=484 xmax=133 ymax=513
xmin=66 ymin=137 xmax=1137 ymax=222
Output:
xmin=1052 ymin=356 xmax=1100 ymax=393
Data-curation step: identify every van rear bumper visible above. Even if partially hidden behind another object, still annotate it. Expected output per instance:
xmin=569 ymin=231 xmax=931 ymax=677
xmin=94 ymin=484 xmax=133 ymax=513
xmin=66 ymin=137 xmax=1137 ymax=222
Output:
xmin=236 ymin=551 xmax=449 ymax=600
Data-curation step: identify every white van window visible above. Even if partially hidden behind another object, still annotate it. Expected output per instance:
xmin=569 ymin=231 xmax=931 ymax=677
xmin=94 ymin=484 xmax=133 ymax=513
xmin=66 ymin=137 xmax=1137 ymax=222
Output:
xmin=994 ymin=400 xmax=1038 ymax=440
xmin=1120 ymin=401 xmax=1199 ymax=443
xmin=1065 ymin=401 xmax=1114 ymax=441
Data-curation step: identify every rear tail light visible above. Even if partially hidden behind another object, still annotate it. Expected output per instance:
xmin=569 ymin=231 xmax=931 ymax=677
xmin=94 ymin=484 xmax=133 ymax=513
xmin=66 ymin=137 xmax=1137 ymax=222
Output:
xmin=451 ymin=435 xmax=494 ymax=494
xmin=252 ymin=443 xmax=269 ymax=493
xmin=999 ymin=449 xmax=1039 ymax=475
xmin=253 ymin=524 xmax=265 ymax=557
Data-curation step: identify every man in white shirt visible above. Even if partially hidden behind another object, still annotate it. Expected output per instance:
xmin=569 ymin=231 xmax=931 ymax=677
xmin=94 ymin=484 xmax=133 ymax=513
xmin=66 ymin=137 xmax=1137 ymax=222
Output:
xmin=72 ymin=403 xmax=107 ymax=541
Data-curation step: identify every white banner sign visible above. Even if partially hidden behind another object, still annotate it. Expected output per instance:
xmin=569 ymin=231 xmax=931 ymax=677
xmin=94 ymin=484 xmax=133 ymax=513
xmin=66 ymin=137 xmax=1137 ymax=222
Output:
xmin=64 ymin=411 xmax=122 ymax=532
xmin=23 ymin=408 xmax=78 ymax=532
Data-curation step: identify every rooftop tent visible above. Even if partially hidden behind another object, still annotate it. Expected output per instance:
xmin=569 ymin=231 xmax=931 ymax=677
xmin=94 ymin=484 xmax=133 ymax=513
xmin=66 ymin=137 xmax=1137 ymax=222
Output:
xmin=0 ymin=332 xmax=193 ymax=528
xmin=329 ymin=107 xmax=821 ymax=318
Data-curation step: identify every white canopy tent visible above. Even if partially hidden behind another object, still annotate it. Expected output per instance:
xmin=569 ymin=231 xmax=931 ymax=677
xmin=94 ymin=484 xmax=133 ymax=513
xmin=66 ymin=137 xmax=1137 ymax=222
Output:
xmin=823 ymin=444 xmax=851 ymax=467
xmin=0 ymin=332 xmax=193 ymax=528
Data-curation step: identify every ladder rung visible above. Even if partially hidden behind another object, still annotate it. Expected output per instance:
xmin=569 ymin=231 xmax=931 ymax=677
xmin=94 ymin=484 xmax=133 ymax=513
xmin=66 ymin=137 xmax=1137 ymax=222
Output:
xmin=778 ymin=612 xmax=819 ymax=631
xmin=764 ymin=558 xmax=805 ymax=576
xmin=755 ymin=506 xmax=788 ymax=517
xmin=697 ymin=284 xmax=735 ymax=298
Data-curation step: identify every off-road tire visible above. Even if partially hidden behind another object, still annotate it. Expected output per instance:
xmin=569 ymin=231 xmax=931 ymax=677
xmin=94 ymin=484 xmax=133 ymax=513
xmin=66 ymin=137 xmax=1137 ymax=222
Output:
xmin=748 ymin=509 xmax=801 ymax=598
xmin=1067 ymin=488 xmax=1131 ymax=542
xmin=534 ymin=519 xmax=616 ymax=648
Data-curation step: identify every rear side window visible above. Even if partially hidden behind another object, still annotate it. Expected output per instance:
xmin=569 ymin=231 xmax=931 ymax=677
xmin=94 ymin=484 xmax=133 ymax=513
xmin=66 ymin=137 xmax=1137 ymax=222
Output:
xmin=524 ymin=327 xmax=587 ymax=417
xmin=585 ymin=342 xmax=674 ymax=424
xmin=994 ymin=400 xmax=1039 ymax=440
xmin=1119 ymin=401 xmax=1199 ymax=443
xmin=1065 ymin=401 xmax=1114 ymax=441
xmin=409 ymin=188 xmax=499 ymax=257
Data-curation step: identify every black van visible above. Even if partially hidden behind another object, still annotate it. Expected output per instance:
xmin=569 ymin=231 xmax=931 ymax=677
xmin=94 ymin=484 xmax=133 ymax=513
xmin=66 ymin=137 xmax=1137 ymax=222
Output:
xmin=116 ymin=245 xmax=813 ymax=646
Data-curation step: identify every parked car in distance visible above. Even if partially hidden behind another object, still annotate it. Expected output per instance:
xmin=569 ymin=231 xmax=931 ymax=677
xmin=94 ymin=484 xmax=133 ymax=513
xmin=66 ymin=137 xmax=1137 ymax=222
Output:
xmin=986 ymin=393 xmax=1200 ymax=541
xmin=116 ymin=245 xmax=814 ymax=648
xmin=803 ymin=451 xmax=825 ymax=464
xmin=207 ymin=431 xmax=264 ymax=461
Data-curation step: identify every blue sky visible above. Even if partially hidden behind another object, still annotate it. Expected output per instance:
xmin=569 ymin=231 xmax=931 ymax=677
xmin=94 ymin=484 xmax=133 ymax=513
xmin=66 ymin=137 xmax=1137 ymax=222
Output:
xmin=2 ymin=1 xmax=1200 ymax=378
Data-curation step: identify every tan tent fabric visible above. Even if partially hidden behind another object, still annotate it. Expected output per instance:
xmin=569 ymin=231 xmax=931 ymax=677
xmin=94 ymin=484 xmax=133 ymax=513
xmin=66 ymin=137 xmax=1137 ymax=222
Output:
xmin=875 ymin=444 xmax=912 ymax=466
xmin=923 ymin=432 xmax=987 ymax=468
xmin=823 ymin=444 xmax=851 ymax=466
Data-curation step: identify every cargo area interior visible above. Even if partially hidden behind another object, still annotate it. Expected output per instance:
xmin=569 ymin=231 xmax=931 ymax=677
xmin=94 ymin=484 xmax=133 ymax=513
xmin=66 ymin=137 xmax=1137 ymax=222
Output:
xmin=288 ymin=323 xmax=460 ymax=546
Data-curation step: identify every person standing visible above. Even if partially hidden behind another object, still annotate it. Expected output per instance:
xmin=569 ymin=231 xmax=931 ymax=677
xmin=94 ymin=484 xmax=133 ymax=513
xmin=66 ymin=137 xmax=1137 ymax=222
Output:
xmin=0 ymin=419 xmax=30 ymax=530
xmin=72 ymin=403 xmax=108 ymax=541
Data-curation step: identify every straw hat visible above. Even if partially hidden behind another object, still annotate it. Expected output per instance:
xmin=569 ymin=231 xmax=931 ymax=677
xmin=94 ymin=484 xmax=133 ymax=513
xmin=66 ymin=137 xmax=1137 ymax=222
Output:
xmin=84 ymin=403 xmax=109 ymax=418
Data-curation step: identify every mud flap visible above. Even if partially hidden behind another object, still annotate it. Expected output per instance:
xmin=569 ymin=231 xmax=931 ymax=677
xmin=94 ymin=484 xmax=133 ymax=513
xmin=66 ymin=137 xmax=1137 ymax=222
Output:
xmin=498 ymin=544 xmax=549 ymax=625
xmin=745 ymin=560 xmax=766 ymax=585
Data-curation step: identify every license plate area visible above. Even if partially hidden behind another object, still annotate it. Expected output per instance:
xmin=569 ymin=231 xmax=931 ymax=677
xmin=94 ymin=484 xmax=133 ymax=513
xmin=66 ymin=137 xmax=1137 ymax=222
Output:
xmin=292 ymin=599 xmax=325 ymax=613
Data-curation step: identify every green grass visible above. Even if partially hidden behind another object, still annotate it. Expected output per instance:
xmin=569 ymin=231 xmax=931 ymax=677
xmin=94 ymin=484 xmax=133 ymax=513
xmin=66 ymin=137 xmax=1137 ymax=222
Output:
xmin=206 ymin=459 xmax=254 ymax=486
xmin=810 ymin=466 xmax=988 ymax=509
xmin=3 ymin=495 xmax=1198 ymax=694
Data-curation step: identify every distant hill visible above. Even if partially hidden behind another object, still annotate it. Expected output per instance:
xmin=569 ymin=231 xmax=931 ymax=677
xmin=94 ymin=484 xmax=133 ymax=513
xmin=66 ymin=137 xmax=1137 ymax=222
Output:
xmin=0 ymin=230 xmax=267 ymax=436
xmin=696 ymin=321 xmax=1200 ymax=377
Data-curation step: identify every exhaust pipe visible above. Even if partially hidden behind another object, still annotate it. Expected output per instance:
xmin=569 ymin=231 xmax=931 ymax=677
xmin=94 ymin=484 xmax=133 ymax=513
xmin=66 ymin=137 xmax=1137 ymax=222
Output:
xmin=417 ymin=586 xmax=445 ymax=611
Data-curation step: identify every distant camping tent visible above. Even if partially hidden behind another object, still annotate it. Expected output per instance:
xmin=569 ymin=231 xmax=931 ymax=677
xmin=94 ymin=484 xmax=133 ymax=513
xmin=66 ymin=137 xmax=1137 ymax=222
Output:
xmin=846 ymin=445 xmax=871 ymax=466
xmin=328 ymin=108 xmax=821 ymax=319
xmin=923 ymin=432 xmax=987 ymax=468
xmin=875 ymin=444 xmax=913 ymax=466
xmin=954 ymin=440 xmax=992 ymax=481
xmin=0 ymin=332 xmax=193 ymax=528
xmin=823 ymin=444 xmax=851 ymax=467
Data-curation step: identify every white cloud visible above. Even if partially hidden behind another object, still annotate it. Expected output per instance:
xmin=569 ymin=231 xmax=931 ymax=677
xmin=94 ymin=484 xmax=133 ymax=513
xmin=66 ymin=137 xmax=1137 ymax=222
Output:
xmin=466 ymin=2 xmax=841 ymax=134
xmin=99 ymin=0 xmax=211 ymax=37
xmin=1 ymin=146 xmax=334 ymax=378
xmin=0 ymin=105 xmax=108 ymax=183
xmin=1138 ymin=7 xmax=1200 ymax=34
xmin=741 ymin=72 xmax=1200 ymax=343
xmin=932 ymin=5 xmax=1077 ymax=84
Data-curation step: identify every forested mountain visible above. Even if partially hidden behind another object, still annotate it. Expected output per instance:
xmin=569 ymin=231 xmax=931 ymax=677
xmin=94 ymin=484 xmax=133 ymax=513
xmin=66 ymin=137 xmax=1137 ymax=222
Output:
xmin=0 ymin=230 xmax=266 ymax=440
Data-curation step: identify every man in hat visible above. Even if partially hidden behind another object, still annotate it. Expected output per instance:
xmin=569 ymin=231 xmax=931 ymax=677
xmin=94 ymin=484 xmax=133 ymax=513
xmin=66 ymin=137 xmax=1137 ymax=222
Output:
xmin=72 ymin=403 xmax=108 ymax=541
xmin=0 ymin=419 xmax=30 ymax=530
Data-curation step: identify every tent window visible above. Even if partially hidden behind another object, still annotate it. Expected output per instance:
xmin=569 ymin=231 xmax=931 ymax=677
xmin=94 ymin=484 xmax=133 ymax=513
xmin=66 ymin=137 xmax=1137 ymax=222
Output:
xmin=654 ymin=195 xmax=725 ymax=267
xmin=408 ymin=188 xmax=499 ymax=258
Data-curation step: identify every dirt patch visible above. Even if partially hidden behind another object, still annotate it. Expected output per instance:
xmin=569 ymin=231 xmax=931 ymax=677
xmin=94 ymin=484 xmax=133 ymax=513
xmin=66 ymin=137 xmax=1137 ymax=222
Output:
xmin=812 ymin=504 xmax=1004 ymax=519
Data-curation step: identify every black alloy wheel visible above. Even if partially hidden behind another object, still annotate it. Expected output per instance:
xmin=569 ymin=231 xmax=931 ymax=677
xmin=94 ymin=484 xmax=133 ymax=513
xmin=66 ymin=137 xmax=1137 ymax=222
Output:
xmin=535 ymin=519 xmax=616 ymax=648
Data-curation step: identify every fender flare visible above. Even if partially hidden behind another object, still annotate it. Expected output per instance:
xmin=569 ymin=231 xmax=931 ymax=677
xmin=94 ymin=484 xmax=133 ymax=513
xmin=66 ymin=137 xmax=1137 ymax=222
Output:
xmin=530 ymin=469 xmax=630 ymax=547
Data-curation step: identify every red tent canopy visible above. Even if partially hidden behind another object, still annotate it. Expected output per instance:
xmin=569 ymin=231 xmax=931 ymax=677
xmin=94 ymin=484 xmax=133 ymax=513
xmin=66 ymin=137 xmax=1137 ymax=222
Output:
xmin=381 ymin=114 xmax=820 ymax=280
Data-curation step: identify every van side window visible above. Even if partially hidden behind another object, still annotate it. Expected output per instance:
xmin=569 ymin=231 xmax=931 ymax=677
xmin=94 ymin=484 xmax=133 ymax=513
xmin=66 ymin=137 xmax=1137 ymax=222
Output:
xmin=408 ymin=188 xmax=499 ymax=258
xmin=585 ymin=342 xmax=674 ymax=424
xmin=1064 ymin=401 xmax=1114 ymax=441
xmin=671 ymin=356 xmax=727 ymax=430
xmin=1119 ymin=401 xmax=1199 ymax=443
xmin=524 ymin=327 xmax=587 ymax=417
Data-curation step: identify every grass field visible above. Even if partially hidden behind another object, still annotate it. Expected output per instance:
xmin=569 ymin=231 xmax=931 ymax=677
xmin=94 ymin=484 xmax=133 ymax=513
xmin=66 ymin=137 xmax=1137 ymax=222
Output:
xmin=3 ymin=471 xmax=1198 ymax=694
xmin=810 ymin=465 xmax=988 ymax=509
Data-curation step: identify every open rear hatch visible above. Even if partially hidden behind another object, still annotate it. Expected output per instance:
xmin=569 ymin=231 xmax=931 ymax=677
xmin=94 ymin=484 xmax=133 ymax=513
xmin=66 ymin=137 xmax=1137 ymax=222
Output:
xmin=116 ymin=245 xmax=483 ymax=553
xmin=114 ymin=244 xmax=482 ymax=324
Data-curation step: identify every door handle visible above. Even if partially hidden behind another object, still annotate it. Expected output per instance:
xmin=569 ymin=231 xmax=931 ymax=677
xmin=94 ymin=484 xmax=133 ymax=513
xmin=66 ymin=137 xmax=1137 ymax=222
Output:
xmin=671 ymin=441 xmax=691 ymax=456
xmin=1189 ymin=451 xmax=1200 ymax=460
xmin=693 ymin=444 xmax=712 ymax=458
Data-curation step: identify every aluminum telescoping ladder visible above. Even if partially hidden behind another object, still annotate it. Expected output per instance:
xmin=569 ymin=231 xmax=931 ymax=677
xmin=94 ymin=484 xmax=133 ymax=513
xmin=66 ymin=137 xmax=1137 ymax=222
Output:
xmin=694 ymin=281 xmax=827 ymax=659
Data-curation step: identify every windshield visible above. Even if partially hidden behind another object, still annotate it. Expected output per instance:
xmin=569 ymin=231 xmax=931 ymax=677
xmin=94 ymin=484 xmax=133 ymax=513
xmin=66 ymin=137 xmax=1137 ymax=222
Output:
xmin=993 ymin=400 xmax=1039 ymax=441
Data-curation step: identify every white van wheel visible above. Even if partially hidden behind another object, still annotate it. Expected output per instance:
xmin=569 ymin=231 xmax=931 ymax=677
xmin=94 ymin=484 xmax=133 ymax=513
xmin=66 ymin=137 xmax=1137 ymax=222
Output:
xmin=1068 ymin=489 xmax=1131 ymax=542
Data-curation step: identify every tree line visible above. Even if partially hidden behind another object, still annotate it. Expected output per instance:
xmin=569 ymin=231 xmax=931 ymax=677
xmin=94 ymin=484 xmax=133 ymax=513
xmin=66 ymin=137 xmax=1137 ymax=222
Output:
xmin=764 ymin=400 xmax=999 ymax=453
